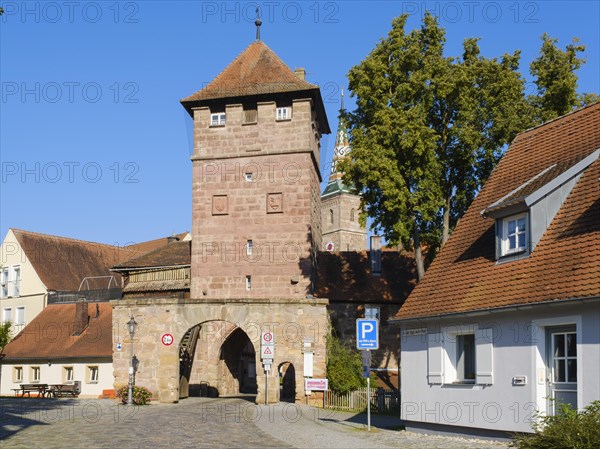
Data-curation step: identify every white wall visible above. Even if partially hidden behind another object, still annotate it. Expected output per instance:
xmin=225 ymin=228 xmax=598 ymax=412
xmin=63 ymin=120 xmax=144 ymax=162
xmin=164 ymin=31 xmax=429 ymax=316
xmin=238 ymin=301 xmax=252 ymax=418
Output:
xmin=400 ymin=302 xmax=600 ymax=433
xmin=1 ymin=359 xmax=113 ymax=398
xmin=1 ymin=229 xmax=48 ymax=336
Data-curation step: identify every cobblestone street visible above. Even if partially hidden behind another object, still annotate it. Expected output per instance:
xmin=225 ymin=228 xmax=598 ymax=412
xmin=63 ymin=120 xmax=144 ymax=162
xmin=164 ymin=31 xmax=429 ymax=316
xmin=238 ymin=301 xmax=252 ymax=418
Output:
xmin=0 ymin=397 xmax=509 ymax=448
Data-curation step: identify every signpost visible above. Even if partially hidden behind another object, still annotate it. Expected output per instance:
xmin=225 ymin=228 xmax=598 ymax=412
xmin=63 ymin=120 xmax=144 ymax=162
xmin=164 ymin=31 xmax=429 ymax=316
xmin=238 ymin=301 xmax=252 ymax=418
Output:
xmin=261 ymin=331 xmax=275 ymax=405
xmin=356 ymin=319 xmax=379 ymax=431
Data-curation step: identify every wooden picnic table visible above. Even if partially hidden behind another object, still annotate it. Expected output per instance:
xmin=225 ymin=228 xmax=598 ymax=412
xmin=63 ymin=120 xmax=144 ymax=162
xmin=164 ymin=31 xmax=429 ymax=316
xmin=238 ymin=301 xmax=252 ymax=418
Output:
xmin=47 ymin=382 xmax=81 ymax=398
xmin=12 ymin=383 xmax=49 ymax=398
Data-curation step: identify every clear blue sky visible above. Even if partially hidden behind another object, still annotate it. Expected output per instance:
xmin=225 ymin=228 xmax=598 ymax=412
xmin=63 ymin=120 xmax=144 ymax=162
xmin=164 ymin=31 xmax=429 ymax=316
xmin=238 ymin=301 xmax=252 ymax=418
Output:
xmin=1 ymin=1 xmax=598 ymax=246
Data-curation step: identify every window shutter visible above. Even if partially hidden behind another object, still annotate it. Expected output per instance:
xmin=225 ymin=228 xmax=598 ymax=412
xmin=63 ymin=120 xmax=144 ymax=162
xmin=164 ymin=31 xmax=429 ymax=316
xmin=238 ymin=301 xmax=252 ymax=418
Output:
xmin=475 ymin=328 xmax=494 ymax=384
xmin=427 ymin=333 xmax=444 ymax=384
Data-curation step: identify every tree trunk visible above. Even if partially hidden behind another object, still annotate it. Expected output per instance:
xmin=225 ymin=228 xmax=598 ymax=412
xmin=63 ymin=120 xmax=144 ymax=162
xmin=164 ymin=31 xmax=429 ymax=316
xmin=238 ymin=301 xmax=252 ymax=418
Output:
xmin=413 ymin=227 xmax=425 ymax=281
xmin=441 ymin=195 xmax=451 ymax=248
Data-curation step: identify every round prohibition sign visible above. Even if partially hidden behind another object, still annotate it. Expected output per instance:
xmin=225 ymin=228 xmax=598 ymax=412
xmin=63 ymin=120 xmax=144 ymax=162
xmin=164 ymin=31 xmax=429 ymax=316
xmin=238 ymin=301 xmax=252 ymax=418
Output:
xmin=263 ymin=332 xmax=273 ymax=343
xmin=161 ymin=333 xmax=174 ymax=346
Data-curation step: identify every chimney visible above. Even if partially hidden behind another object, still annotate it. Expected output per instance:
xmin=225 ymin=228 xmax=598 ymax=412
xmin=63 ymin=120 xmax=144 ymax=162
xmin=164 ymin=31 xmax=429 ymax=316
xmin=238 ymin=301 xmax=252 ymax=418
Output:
xmin=74 ymin=298 xmax=89 ymax=336
xmin=167 ymin=234 xmax=180 ymax=244
xmin=294 ymin=68 xmax=306 ymax=81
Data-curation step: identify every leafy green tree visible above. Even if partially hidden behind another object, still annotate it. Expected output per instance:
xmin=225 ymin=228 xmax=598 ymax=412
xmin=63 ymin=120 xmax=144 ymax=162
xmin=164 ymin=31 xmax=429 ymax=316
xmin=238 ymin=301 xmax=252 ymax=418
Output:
xmin=0 ymin=321 xmax=12 ymax=393
xmin=343 ymin=14 xmax=528 ymax=279
xmin=326 ymin=334 xmax=366 ymax=394
xmin=529 ymin=33 xmax=599 ymax=124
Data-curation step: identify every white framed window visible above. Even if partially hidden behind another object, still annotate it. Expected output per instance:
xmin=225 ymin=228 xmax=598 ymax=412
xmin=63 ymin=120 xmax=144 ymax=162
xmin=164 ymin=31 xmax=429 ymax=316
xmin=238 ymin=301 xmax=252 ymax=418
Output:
xmin=31 ymin=366 xmax=41 ymax=382
xmin=1 ymin=268 xmax=8 ymax=298
xmin=63 ymin=366 xmax=74 ymax=383
xmin=244 ymin=172 xmax=254 ymax=182
xmin=501 ymin=213 xmax=528 ymax=256
xmin=12 ymin=266 xmax=20 ymax=297
xmin=276 ymin=106 xmax=291 ymax=121
xmin=427 ymin=326 xmax=493 ymax=385
xmin=364 ymin=305 xmax=380 ymax=320
xmin=2 ymin=307 xmax=11 ymax=323
xmin=246 ymin=240 xmax=253 ymax=256
xmin=87 ymin=366 xmax=99 ymax=383
xmin=16 ymin=306 xmax=25 ymax=325
xmin=210 ymin=112 xmax=226 ymax=126
xmin=13 ymin=366 xmax=23 ymax=383
xmin=245 ymin=275 xmax=251 ymax=291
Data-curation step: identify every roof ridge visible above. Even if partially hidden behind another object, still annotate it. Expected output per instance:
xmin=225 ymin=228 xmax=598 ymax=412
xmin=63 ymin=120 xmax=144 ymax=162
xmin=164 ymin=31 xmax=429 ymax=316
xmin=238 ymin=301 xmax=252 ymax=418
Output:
xmin=10 ymin=228 xmax=133 ymax=250
xmin=516 ymin=101 xmax=600 ymax=138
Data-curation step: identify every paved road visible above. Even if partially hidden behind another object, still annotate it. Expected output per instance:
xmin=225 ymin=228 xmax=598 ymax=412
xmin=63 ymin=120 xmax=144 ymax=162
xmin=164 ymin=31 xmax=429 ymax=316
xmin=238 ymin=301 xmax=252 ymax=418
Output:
xmin=0 ymin=397 xmax=509 ymax=448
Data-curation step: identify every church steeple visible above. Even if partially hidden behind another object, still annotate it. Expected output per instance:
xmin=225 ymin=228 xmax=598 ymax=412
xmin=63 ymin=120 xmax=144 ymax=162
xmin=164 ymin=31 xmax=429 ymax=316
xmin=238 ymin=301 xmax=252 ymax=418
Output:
xmin=321 ymin=90 xmax=367 ymax=252
xmin=328 ymin=89 xmax=350 ymax=183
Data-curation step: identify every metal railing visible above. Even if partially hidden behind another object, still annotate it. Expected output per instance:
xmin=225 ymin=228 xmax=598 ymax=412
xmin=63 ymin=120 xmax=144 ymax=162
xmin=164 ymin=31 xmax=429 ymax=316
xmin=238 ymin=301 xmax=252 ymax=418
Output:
xmin=48 ymin=288 xmax=122 ymax=304
xmin=324 ymin=387 xmax=400 ymax=414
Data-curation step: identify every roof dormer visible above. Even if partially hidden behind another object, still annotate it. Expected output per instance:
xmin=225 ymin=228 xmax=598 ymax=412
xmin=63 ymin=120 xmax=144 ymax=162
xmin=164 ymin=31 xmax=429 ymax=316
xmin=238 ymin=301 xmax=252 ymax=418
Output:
xmin=482 ymin=148 xmax=599 ymax=261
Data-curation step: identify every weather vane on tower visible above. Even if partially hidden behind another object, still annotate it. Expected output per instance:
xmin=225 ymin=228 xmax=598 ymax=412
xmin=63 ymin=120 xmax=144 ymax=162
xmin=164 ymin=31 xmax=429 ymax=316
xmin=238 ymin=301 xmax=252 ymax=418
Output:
xmin=255 ymin=7 xmax=262 ymax=41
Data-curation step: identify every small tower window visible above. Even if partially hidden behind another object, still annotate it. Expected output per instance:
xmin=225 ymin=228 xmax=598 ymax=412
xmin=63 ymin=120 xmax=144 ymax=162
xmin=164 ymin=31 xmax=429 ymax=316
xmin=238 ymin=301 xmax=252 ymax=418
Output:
xmin=350 ymin=208 xmax=356 ymax=222
xmin=245 ymin=275 xmax=252 ymax=291
xmin=210 ymin=113 xmax=226 ymax=126
xmin=329 ymin=209 xmax=334 ymax=224
xmin=276 ymin=107 xmax=291 ymax=121
xmin=246 ymin=240 xmax=253 ymax=256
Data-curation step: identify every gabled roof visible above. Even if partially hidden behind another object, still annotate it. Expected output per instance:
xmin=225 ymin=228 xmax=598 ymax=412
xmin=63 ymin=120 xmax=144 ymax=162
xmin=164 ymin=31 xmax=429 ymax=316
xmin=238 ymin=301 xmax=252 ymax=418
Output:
xmin=112 ymin=241 xmax=191 ymax=270
xmin=396 ymin=102 xmax=600 ymax=320
xmin=10 ymin=229 xmax=137 ymax=291
xmin=124 ymin=232 xmax=189 ymax=257
xmin=1 ymin=302 xmax=112 ymax=361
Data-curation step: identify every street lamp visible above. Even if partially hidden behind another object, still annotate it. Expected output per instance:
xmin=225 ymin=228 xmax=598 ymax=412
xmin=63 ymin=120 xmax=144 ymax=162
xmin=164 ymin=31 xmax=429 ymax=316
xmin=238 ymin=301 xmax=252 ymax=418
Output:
xmin=127 ymin=316 xmax=137 ymax=405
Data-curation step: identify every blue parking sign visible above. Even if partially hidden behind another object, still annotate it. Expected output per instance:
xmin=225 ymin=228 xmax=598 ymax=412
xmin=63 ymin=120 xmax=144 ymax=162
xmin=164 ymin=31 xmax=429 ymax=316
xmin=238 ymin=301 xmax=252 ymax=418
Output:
xmin=356 ymin=319 xmax=379 ymax=349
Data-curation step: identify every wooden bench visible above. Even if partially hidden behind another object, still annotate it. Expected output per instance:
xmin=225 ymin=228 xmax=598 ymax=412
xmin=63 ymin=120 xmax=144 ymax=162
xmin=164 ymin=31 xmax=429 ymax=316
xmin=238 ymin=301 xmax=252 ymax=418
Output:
xmin=13 ymin=384 xmax=49 ymax=398
xmin=49 ymin=382 xmax=81 ymax=398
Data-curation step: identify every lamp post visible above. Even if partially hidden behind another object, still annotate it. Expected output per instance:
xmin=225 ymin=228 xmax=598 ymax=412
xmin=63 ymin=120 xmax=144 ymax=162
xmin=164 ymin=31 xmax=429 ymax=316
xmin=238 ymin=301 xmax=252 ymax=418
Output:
xmin=127 ymin=316 xmax=137 ymax=405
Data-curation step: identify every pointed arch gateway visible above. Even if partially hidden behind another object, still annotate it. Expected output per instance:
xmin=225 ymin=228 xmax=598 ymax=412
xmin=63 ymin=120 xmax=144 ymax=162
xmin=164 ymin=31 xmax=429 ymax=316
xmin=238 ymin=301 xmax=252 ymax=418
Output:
xmin=179 ymin=320 xmax=258 ymax=399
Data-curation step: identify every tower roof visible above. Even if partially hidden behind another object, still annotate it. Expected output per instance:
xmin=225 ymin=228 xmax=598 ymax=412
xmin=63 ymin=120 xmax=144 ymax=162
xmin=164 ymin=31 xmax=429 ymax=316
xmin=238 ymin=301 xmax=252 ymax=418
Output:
xmin=181 ymin=41 xmax=330 ymax=132
xmin=323 ymin=93 xmax=352 ymax=194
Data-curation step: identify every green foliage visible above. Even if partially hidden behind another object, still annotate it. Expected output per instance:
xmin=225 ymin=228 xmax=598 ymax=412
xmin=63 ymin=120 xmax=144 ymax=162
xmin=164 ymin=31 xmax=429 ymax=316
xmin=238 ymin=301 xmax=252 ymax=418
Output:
xmin=529 ymin=33 xmax=594 ymax=123
xmin=343 ymin=15 xmax=598 ymax=278
xmin=326 ymin=334 xmax=366 ymax=394
xmin=511 ymin=401 xmax=600 ymax=449
xmin=0 ymin=321 xmax=12 ymax=354
xmin=115 ymin=385 xmax=153 ymax=405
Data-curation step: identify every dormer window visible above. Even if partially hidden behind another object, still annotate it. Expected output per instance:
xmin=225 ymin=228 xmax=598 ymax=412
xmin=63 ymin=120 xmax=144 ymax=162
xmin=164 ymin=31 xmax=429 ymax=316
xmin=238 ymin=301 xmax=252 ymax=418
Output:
xmin=276 ymin=107 xmax=291 ymax=121
xmin=210 ymin=113 xmax=226 ymax=126
xmin=501 ymin=213 xmax=528 ymax=256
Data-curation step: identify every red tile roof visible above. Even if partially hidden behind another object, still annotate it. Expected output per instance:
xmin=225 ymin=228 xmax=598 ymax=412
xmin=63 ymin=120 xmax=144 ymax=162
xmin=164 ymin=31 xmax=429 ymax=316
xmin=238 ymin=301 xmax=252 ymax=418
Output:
xmin=396 ymin=103 xmax=600 ymax=320
xmin=180 ymin=40 xmax=331 ymax=133
xmin=316 ymin=250 xmax=417 ymax=304
xmin=1 ymin=302 xmax=113 ymax=361
xmin=123 ymin=232 xmax=189 ymax=258
xmin=12 ymin=229 xmax=137 ymax=291
xmin=181 ymin=41 xmax=318 ymax=103
xmin=113 ymin=241 xmax=191 ymax=269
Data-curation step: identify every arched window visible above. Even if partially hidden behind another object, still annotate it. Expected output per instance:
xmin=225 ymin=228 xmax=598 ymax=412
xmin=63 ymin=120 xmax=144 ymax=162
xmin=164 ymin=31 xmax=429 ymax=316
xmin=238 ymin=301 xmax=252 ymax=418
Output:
xmin=350 ymin=208 xmax=356 ymax=222
xmin=329 ymin=209 xmax=334 ymax=224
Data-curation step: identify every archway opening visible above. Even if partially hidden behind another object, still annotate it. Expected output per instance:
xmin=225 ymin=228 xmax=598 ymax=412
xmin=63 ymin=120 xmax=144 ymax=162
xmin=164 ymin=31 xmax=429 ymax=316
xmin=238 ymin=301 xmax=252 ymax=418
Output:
xmin=278 ymin=362 xmax=296 ymax=402
xmin=219 ymin=327 xmax=257 ymax=396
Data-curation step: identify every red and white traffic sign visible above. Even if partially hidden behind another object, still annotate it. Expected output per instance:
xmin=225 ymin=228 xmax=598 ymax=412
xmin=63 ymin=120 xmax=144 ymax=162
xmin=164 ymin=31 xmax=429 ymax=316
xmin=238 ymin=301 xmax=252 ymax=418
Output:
xmin=261 ymin=344 xmax=274 ymax=360
xmin=161 ymin=333 xmax=174 ymax=346
xmin=261 ymin=331 xmax=274 ymax=345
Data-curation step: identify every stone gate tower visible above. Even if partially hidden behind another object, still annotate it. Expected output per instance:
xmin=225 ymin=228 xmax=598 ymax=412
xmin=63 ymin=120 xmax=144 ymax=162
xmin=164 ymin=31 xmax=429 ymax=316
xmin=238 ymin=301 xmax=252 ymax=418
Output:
xmin=177 ymin=39 xmax=330 ymax=403
xmin=321 ymin=94 xmax=367 ymax=251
